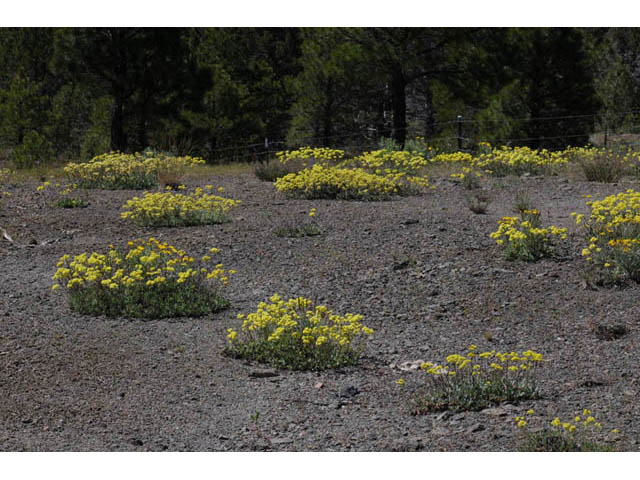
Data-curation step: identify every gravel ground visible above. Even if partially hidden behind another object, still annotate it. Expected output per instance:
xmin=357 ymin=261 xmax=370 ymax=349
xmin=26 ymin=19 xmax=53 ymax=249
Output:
xmin=1 ymin=170 xmax=639 ymax=451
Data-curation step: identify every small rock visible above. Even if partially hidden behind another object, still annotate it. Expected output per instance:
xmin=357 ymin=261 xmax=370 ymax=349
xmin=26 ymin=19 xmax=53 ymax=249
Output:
xmin=431 ymin=426 xmax=449 ymax=436
xmin=249 ymin=369 xmax=279 ymax=378
xmin=594 ymin=324 xmax=628 ymax=341
xmin=481 ymin=407 xmax=507 ymax=417
xmin=339 ymin=385 xmax=360 ymax=398
xmin=466 ymin=423 xmax=485 ymax=434
xmin=270 ymin=437 xmax=294 ymax=445
xmin=397 ymin=360 xmax=425 ymax=371
xmin=314 ymin=382 xmax=324 ymax=390
xmin=450 ymin=413 xmax=466 ymax=422
xmin=436 ymin=411 xmax=451 ymax=421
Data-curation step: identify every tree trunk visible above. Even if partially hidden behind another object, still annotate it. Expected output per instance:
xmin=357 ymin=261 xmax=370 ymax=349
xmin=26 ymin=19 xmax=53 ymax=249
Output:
xmin=424 ymin=80 xmax=435 ymax=140
xmin=391 ymin=70 xmax=407 ymax=148
xmin=111 ymin=92 xmax=126 ymax=152
xmin=322 ymin=78 xmax=334 ymax=147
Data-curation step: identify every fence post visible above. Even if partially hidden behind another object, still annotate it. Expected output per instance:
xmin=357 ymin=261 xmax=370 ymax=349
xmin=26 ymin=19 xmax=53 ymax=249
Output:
xmin=457 ymin=115 xmax=463 ymax=151
xmin=604 ymin=120 xmax=608 ymax=148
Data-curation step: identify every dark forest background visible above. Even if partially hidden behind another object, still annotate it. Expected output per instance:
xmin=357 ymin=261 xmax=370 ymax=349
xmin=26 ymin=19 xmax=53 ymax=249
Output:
xmin=1 ymin=27 xmax=640 ymax=166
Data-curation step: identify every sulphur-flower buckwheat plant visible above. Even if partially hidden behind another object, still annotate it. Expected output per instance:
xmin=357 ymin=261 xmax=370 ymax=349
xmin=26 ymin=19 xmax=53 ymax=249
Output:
xmin=36 ymin=180 xmax=89 ymax=208
xmin=574 ymin=189 xmax=640 ymax=285
xmin=64 ymin=151 xmax=205 ymax=190
xmin=514 ymin=408 xmax=618 ymax=451
xmin=410 ymin=345 xmax=543 ymax=413
xmin=223 ymin=294 xmax=373 ymax=370
xmin=52 ymin=238 xmax=234 ymax=318
xmin=490 ymin=208 xmax=567 ymax=261
xmin=121 ymin=185 xmax=240 ymax=227
xmin=274 ymin=164 xmax=426 ymax=200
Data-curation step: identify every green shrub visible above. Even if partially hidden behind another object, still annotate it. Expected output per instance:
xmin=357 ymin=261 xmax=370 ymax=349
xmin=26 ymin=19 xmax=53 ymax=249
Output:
xmin=255 ymin=158 xmax=297 ymax=182
xmin=10 ymin=130 xmax=54 ymax=169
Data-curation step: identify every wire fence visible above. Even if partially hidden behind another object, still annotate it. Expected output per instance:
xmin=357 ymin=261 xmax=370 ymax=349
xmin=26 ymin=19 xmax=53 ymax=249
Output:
xmin=200 ymin=110 xmax=640 ymax=164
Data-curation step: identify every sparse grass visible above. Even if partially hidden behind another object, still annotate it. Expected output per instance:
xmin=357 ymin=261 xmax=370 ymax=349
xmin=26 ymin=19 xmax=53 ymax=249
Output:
xmin=578 ymin=151 xmax=627 ymax=182
xmin=255 ymin=159 xmax=297 ymax=182
xmin=466 ymin=190 xmax=492 ymax=214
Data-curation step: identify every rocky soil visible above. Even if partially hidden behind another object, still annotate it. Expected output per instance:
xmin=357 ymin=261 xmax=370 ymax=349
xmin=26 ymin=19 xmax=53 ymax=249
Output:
xmin=1 ymin=170 xmax=638 ymax=451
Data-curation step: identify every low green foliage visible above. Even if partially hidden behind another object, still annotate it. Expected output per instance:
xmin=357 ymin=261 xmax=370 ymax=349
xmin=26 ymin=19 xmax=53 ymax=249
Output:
xmin=274 ymin=208 xmax=321 ymax=237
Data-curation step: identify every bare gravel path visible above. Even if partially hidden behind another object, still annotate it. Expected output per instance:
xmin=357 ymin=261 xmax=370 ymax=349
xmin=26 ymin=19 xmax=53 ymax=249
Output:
xmin=1 ymin=171 xmax=638 ymax=451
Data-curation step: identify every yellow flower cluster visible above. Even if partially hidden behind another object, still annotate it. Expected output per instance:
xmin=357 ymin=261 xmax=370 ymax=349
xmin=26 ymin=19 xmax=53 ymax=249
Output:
xmin=431 ymin=151 xmax=475 ymax=164
xmin=429 ymin=143 xmax=573 ymax=177
xmin=490 ymin=210 xmax=567 ymax=261
xmin=563 ymin=145 xmax=640 ymax=166
xmin=412 ymin=345 xmax=542 ymax=413
xmin=36 ymin=180 xmax=87 ymax=208
xmin=121 ymin=185 xmax=240 ymax=227
xmin=574 ymin=189 xmax=640 ymax=281
xmin=421 ymin=346 xmax=543 ymax=377
xmin=344 ymin=149 xmax=429 ymax=175
xmin=475 ymin=145 xmax=565 ymax=175
xmin=64 ymin=151 xmax=204 ymax=190
xmin=52 ymin=237 xmax=234 ymax=291
xmin=514 ymin=409 xmax=536 ymax=428
xmin=275 ymin=147 xmax=345 ymax=166
xmin=274 ymin=164 xmax=427 ymax=200
xmin=225 ymin=294 xmax=373 ymax=369
xmin=229 ymin=294 xmax=373 ymax=347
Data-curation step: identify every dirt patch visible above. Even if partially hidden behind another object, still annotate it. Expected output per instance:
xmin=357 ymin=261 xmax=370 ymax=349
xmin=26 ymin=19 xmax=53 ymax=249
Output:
xmin=0 ymin=172 xmax=638 ymax=451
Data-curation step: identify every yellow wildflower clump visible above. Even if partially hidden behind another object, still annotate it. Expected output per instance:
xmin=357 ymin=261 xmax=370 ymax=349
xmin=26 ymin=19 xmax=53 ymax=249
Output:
xmin=574 ymin=189 xmax=640 ymax=283
xmin=344 ymin=149 xmax=429 ymax=175
xmin=224 ymin=294 xmax=373 ymax=370
xmin=274 ymin=163 xmax=426 ymax=200
xmin=515 ymin=408 xmax=618 ymax=451
xmin=52 ymin=238 xmax=234 ymax=318
xmin=275 ymin=147 xmax=345 ymax=167
xmin=36 ymin=180 xmax=88 ymax=208
xmin=412 ymin=345 xmax=543 ymax=413
xmin=490 ymin=209 xmax=567 ymax=261
xmin=121 ymin=185 xmax=240 ymax=227
xmin=64 ymin=151 xmax=204 ymax=190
